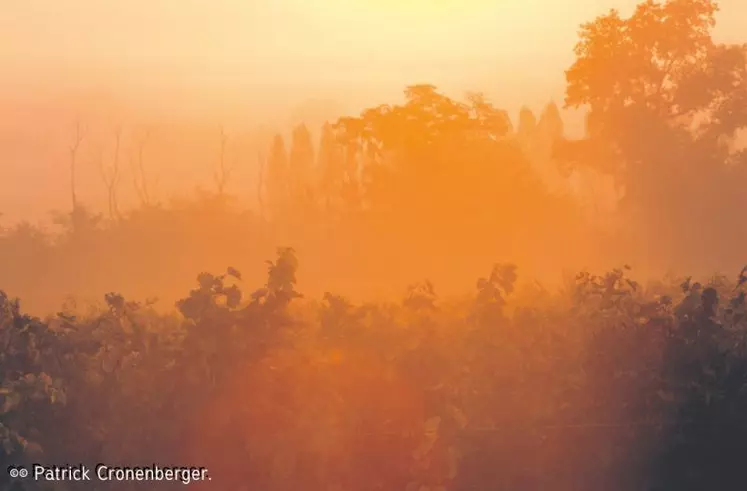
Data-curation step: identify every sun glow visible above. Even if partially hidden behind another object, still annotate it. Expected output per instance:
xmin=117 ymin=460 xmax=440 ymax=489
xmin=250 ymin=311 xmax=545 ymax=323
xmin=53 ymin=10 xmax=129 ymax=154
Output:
xmin=332 ymin=0 xmax=464 ymax=17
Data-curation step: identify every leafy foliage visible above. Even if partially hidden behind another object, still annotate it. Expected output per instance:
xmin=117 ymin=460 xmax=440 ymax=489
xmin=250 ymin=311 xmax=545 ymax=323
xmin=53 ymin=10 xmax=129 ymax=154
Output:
xmin=3 ymin=252 xmax=747 ymax=490
xmin=559 ymin=0 xmax=747 ymax=262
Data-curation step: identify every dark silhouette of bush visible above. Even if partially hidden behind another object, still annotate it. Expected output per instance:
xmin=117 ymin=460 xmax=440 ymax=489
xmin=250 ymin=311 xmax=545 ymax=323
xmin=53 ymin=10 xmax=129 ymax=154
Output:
xmin=2 ymin=249 xmax=746 ymax=491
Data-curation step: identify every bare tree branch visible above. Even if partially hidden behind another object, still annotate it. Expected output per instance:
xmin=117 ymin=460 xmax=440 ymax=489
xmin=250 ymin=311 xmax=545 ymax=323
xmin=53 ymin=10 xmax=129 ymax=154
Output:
xmin=257 ymin=149 xmax=266 ymax=220
xmin=99 ymin=126 xmax=123 ymax=221
xmin=68 ymin=119 xmax=87 ymax=212
xmin=129 ymin=127 xmax=158 ymax=207
xmin=214 ymin=126 xmax=233 ymax=196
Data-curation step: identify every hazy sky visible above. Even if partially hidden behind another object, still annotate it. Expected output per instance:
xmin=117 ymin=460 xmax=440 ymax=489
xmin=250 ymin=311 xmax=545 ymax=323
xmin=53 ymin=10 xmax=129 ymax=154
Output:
xmin=3 ymin=0 xmax=744 ymax=104
xmin=1 ymin=0 xmax=745 ymax=222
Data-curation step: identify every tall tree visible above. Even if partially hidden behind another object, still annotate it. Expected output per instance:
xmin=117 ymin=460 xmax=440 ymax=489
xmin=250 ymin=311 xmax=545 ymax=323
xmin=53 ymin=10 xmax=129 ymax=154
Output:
xmin=537 ymin=102 xmax=564 ymax=145
xmin=559 ymin=0 xmax=747 ymax=261
xmin=330 ymin=84 xmax=578 ymax=257
xmin=333 ymin=84 xmax=517 ymax=215
xmin=516 ymin=107 xmax=537 ymax=147
xmin=98 ymin=126 xmax=123 ymax=222
xmin=266 ymin=134 xmax=290 ymax=218
xmin=288 ymin=124 xmax=315 ymax=208
xmin=252 ymin=125 xmax=275 ymax=220
xmin=129 ymin=127 xmax=159 ymax=208
xmin=317 ymin=122 xmax=344 ymax=213
xmin=532 ymin=102 xmax=568 ymax=192
xmin=562 ymin=0 xmax=747 ymax=181
xmin=214 ymin=126 xmax=233 ymax=198
xmin=67 ymin=120 xmax=87 ymax=214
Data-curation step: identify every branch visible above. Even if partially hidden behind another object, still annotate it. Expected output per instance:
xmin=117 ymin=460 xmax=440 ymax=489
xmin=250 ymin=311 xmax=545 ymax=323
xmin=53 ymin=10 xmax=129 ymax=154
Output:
xmin=130 ymin=127 xmax=156 ymax=207
xmin=99 ymin=125 xmax=123 ymax=221
xmin=214 ymin=126 xmax=234 ymax=196
xmin=68 ymin=119 xmax=88 ymax=211
xmin=257 ymin=150 xmax=266 ymax=219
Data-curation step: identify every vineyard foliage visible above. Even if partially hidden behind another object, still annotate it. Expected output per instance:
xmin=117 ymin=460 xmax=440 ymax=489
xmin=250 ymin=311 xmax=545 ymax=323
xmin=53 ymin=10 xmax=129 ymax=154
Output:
xmin=2 ymin=249 xmax=747 ymax=490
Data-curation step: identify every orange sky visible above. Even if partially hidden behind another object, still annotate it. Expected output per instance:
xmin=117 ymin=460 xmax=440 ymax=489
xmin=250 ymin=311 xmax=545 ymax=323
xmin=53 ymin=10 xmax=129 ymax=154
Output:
xmin=3 ymin=0 xmax=743 ymax=108
xmin=1 ymin=0 xmax=745 ymax=222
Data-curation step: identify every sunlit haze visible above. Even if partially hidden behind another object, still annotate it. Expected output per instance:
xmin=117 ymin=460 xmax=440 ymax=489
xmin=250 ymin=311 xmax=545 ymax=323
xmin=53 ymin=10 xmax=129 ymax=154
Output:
xmin=1 ymin=0 xmax=746 ymax=307
xmin=3 ymin=2 xmax=747 ymax=489
xmin=1 ymin=0 xmax=745 ymax=222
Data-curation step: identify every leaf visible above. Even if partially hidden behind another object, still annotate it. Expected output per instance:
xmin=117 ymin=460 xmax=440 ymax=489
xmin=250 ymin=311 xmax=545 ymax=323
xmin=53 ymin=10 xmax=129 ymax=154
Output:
xmin=197 ymin=272 xmax=215 ymax=290
xmin=224 ymin=285 xmax=242 ymax=308
xmin=51 ymin=390 xmax=67 ymax=405
xmin=1 ymin=392 xmax=22 ymax=414
xmin=226 ymin=266 xmax=242 ymax=280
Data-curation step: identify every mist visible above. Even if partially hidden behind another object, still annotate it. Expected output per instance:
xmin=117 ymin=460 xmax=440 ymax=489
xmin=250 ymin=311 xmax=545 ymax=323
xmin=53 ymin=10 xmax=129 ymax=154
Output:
xmin=2 ymin=1 xmax=747 ymax=490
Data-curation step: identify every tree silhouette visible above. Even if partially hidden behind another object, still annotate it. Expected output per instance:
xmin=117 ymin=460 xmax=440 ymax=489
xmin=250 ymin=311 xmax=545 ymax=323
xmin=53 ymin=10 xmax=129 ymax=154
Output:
xmin=516 ymin=106 xmax=537 ymax=148
xmin=214 ymin=126 xmax=233 ymax=198
xmin=562 ymin=0 xmax=747 ymax=181
xmin=98 ymin=126 xmax=123 ymax=222
xmin=67 ymin=119 xmax=87 ymax=215
xmin=266 ymin=134 xmax=290 ymax=219
xmin=537 ymin=101 xmax=564 ymax=148
xmin=256 ymin=149 xmax=267 ymax=220
xmin=559 ymin=0 xmax=747 ymax=261
xmin=129 ymin=127 xmax=159 ymax=208
xmin=288 ymin=123 xmax=315 ymax=210
xmin=316 ymin=122 xmax=345 ymax=214
xmin=329 ymin=83 xmax=567 ymax=250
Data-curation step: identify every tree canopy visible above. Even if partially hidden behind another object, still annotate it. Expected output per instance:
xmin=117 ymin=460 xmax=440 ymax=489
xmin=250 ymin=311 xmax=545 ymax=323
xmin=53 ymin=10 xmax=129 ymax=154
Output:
xmin=559 ymin=0 xmax=747 ymax=265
